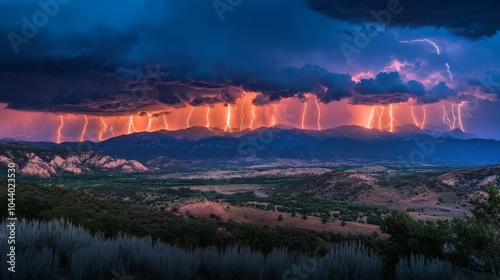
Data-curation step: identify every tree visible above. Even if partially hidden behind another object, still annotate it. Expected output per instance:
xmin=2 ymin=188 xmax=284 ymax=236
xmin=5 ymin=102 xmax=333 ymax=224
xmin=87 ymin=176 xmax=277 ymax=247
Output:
xmin=452 ymin=184 xmax=500 ymax=276
xmin=321 ymin=216 xmax=328 ymax=224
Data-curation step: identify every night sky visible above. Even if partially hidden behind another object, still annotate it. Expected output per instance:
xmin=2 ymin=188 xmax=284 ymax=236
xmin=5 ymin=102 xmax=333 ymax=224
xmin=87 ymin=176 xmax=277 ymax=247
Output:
xmin=1 ymin=0 xmax=499 ymax=142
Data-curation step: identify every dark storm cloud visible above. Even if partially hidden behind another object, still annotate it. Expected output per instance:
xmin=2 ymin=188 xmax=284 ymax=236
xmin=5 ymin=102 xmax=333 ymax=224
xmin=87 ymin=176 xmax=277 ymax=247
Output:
xmin=0 ymin=0 xmax=497 ymax=115
xmin=304 ymin=0 xmax=500 ymax=40
xmin=416 ymin=82 xmax=456 ymax=104
xmin=466 ymin=70 xmax=500 ymax=98
xmin=351 ymin=72 xmax=426 ymax=105
xmin=233 ymin=65 xmax=355 ymax=104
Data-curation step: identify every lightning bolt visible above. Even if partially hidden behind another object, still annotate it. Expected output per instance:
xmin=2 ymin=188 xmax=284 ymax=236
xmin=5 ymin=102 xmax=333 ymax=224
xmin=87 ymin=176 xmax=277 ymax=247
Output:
xmin=420 ymin=105 xmax=427 ymax=130
xmin=80 ymin=115 xmax=88 ymax=142
xmin=446 ymin=64 xmax=454 ymax=81
xmin=146 ymin=113 xmax=153 ymax=132
xmin=240 ymin=95 xmax=247 ymax=130
xmin=109 ymin=121 xmax=118 ymax=136
xmin=389 ymin=104 xmax=394 ymax=132
xmin=442 ymin=105 xmax=453 ymax=130
xmin=57 ymin=115 xmax=64 ymax=144
xmin=186 ymin=107 xmax=194 ymax=128
xmin=271 ymin=115 xmax=276 ymax=126
xmin=10 ymin=131 xmax=35 ymax=141
xmin=378 ymin=106 xmax=385 ymax=130
xmin=410 ymin=106 xmax=419 ymax=128
xmin=460 ymin=101 xmax=473 ymax=118
xmin=457 ymin=103 xmax=464 ymax=131
xmin=396 ymin=37 xmax=441 ymax=54
xmin=163 ymin=115 xmax=169 ymax=130
xmin=314 ymin=96 xmax=322 ymax=130
xmin=206 ymin=107 xmax=212 ymax=130
xmin=301 ymin=101 xmax=307 ymax=129
xmin=451 ymin=104 xmax=456 ymax=129
xmin=224 ymin=105 xmax=233 ymax=132
xmin=367 ymin=106 xmax=375 ymax=129
xmin=127 ymin=115 xmax=137 ymax=134
xmin=99 ymin=117 xmax=109 ymax=141
xmin=250 ymin=105 xmax=256 ymax=129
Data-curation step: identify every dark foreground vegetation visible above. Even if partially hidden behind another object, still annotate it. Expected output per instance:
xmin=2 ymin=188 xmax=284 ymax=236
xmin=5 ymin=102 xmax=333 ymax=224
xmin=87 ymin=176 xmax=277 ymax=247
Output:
xmin=0 ymin=180 xmax=499 ymax=279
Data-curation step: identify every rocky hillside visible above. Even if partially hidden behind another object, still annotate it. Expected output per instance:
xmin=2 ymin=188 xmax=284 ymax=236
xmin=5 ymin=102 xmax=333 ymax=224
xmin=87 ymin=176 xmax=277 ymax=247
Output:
xmin=0 ymin=143 xmax=147 ymax=178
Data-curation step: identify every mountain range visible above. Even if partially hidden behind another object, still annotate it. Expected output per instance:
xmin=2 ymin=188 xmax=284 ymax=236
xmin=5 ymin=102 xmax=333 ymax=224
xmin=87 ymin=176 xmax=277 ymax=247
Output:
xmin=1 ymin=125 xmax=499 ymax=177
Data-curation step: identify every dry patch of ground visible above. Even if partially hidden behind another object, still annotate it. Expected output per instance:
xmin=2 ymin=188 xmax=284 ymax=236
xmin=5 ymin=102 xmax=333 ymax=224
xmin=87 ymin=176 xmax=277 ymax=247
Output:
xmin=178 ymin=200 xmax=386 ymax=238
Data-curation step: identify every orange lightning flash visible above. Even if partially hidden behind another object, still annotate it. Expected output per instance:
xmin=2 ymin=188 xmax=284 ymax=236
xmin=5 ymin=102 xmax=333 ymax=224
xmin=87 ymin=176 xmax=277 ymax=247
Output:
xmin=451 ymin=104 xmax=456 ymax=129
xmin=389 ymin=104 xmax=394 ymax=132
xmin=442 ymin=105 xmax=453 ymax=129
xmin=367 ymin=106 xmax=375 ymax=129
xmin=240 ymin=95 xmax=247 ymax=131
xmin=314 ymin=96 xmax=322 ymax=130
xmin=301 ymin=101 xmax=307 ymax=129
xmin=127 ymin=115 xmax=137 ymax=134
xmin=420 ymin=106 xmax=427 ymax=130
xmin=99 ymin=117 xmax=108 ymax=141
xmin=186 ymin=107 xmax=194 ymax=128
xmin=163 ymin=115 xmax=169 ymax=130
xmin=378 ymin=106 xmax=384 ymax=130
xmin=206 ymin=107 xmax=212 ymax=130
xmin=411 ymin=106 xmax=419 ymax=128
xmin=80 ymin=115 xmax=88 ymax=142
xmin=146 ymin=113 xmax=153 ymax=132
xmin=250 ymin=105 xmax=256 ymax=129
xmin=57 ymin=115 xmax=64 ymax=144
xmin=224 ymin=105 xmax=233 ymax=132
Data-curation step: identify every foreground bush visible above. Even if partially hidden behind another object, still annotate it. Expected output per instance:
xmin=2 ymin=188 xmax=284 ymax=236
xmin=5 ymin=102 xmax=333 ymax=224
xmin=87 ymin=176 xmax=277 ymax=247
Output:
xmin=395 ymin=254 xmax=454 ymax=280
xmin=0 ymin=219 xmax=386 ymax=280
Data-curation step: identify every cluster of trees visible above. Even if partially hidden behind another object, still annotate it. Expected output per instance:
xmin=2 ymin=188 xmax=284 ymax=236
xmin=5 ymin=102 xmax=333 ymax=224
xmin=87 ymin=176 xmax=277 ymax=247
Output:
xmin=2 ymin=179 xmax=499 ymax=278
xmin=381 ymin=184 xmax=500 ymax=277
xmin=0 ymin=180 xmax=380 ymax=255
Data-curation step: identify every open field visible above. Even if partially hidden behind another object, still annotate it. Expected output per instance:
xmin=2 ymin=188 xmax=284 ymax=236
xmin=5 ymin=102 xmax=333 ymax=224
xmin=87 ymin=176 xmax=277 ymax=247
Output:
xmin=178 ymin=200 xmax=386 ymax=237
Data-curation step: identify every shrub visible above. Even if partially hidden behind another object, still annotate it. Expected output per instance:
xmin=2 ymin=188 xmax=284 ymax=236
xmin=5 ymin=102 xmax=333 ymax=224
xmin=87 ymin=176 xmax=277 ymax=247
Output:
xmin=311 ymin=242 xmax=384 ymax=280
xmin=395 ymin=254 xmax=454 ymax=280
